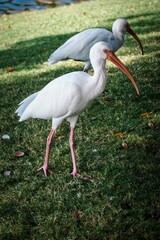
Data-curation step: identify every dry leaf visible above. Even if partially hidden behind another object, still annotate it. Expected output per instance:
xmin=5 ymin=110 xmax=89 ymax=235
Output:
xmin=15 ymin=151 xmax=24 ymax=157
xmin=72 ymin=61 xmax=78 ymax=67
xmin=55 ymin=135 xmax=62 ymax=141
xmin=88 ymin=71 xmax=93 ymax=76
xmin=141 ymin=112 xmax=149 ymax=118
xmin=6 ymin=67 xmax=15 ymax=72
xmin=114 ymin=132 xmax=124 ymax=138
xmin=104 ymin=96 xmax=110 ymax=101
xmin=73 ymin=211 xmax=81 ymax=221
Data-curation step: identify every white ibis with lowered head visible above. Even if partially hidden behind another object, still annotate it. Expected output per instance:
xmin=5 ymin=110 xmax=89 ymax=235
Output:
xmin=16 ymin=41 xmax=140 ymax=177
xmin=48 ymin=18 xmax=144 ymax=72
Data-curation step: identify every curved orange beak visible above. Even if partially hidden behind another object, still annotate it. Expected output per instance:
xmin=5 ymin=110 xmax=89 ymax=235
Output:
xmin=106 ymin=50 xmax=140 ymax=95
xmin=126 ymin=25 xmax=144 ymax=55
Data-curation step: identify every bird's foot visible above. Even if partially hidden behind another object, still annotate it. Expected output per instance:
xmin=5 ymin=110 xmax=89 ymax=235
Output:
xmin=71 ymin=170 xmax=80 ymax=177
xmin=37 ymin=165 xmax=52 ymax=177
xmin=70 ymin=170 xmax=94 ymax=182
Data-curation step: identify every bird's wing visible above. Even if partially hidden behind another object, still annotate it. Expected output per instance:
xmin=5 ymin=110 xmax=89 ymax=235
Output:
xmin=48 ymin=28 xmax=113 ymax=64
xmin=18 ymin=72 xmax=89 ymax=121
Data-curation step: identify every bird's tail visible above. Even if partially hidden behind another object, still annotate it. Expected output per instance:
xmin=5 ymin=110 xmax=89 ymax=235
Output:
xmin=48 ymin=45 xmax=68 ymax=65
xmin=15 ymin=92 xmax=39 ymax=121
xmin=48 ymin=53 xmax=58 ymax=65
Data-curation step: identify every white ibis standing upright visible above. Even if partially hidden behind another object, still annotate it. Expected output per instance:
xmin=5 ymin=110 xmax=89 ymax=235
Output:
xmin=48 ymin=18 xmax=144 ymax=72
xmin=16 ymin=41 xmax=140 ymax=177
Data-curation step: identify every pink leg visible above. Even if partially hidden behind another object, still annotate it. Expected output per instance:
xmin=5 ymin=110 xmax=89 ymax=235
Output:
xmin=70 ymin=128 xmax=80 ymax=177
xmin=37 ymin=129 xmax=54 ymax=177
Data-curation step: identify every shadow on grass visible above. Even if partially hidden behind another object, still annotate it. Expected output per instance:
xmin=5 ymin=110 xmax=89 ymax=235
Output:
xmin=0 ymin=32 xmax=76 ymax=69
xmin=0 ymin=52 xmax=159 ymax=137
xmin=0 ymin=11 xmax=159 ymax=70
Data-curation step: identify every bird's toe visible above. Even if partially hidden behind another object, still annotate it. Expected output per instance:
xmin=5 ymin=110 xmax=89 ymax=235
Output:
xmin=37 ymin=165 xmax=52 ymax=177
xmin=71 ymin=171 xmax=80 ymax=177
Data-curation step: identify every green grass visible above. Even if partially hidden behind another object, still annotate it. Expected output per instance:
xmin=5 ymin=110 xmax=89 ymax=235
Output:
xmin=0 ymin=0 xmax=160 ymax=239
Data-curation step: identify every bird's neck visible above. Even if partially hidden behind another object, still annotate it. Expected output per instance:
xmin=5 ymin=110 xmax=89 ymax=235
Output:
xmin=112 ymin=28 xmax=125 ymax=46
xmin=90 ymin=60 xmax=107 ymax=99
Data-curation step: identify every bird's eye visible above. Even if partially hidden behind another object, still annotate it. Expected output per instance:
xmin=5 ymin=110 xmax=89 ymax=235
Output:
xmin=103 ymin=49 xmax=107 ymax=53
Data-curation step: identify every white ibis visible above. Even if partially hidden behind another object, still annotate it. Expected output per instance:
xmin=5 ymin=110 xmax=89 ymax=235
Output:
xmin=48 ymin=18 xmax=143 ymax=72
xmin=16 ymin=41 xmax=139 ymax=177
